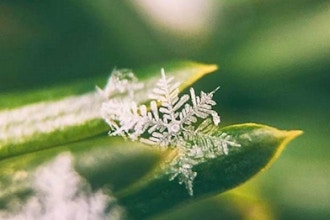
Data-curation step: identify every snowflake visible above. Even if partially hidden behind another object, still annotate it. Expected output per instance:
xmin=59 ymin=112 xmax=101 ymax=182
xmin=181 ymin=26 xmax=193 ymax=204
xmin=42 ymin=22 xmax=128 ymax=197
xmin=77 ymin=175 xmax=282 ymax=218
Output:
xmin=100 ymin=68 xmax=240 ymax=195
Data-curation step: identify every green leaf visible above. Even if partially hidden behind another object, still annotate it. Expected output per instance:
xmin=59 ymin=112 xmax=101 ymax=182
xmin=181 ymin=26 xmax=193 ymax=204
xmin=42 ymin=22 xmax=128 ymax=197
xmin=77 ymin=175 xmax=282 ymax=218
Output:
xmin=0 ymin=123 xmax=301 ymax=219
xmin=116 ymin=123 xmax=302 ymax=219
xmin=0 ymin=61 xmax=217 ymax=160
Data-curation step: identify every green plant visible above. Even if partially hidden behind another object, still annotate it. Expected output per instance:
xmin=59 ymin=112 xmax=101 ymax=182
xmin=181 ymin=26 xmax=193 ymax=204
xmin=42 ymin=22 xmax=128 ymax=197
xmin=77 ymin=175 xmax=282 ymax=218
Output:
xmin=0 ymin=61 xmax=301 ymax=219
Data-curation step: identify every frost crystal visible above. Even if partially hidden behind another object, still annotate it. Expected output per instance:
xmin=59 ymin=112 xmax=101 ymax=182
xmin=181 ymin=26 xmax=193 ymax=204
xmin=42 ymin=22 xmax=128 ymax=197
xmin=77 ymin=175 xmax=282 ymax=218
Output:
xmin=97 ymin=68 xmax=143 ymax=100
xmin=100 ymin=68 xmax=240 ymax=196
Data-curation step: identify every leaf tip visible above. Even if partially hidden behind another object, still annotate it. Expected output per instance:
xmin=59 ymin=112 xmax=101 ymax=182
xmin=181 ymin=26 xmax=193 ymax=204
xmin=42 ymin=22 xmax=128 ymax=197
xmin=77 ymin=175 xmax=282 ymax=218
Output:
xmin=267 ymin=129 xmax=303 ymax=169
xmin=286 ymin=129 xmax=303 ymax=139
xmin=179 ymin=63 xmax=218 ymax=92
xmin=278 ymin=129 xmax=303 ymax=149
xmin=200 ymin=63 xmax=218 ymax=77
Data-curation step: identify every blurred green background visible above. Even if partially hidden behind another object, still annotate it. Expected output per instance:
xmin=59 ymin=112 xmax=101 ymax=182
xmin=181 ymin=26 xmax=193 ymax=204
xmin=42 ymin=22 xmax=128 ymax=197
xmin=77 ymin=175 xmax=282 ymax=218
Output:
xmin=0 ymin=0 xmax=329 ymax=219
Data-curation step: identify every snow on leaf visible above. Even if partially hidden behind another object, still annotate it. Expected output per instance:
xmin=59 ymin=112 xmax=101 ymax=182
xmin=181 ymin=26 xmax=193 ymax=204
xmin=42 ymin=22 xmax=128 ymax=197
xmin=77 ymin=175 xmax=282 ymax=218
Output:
xmin=97 ymin=68 xmax=144 ymax=100
xmin=100 ymin=68 xmax=240 ymax=195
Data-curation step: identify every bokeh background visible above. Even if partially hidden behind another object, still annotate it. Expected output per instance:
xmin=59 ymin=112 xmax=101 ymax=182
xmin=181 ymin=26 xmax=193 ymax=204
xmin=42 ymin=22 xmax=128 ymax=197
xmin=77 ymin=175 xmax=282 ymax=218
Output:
xmin=1 ymin=0 xmax=329 ymax=219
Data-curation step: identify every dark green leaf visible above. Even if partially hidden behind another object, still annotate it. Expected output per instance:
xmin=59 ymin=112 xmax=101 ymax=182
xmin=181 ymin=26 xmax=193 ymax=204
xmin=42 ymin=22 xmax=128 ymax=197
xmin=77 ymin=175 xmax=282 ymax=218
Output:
xmin=117 ymin=123 xmax=302 ymax=219
xmin=0 ymin=123 xmax=301 ymax=219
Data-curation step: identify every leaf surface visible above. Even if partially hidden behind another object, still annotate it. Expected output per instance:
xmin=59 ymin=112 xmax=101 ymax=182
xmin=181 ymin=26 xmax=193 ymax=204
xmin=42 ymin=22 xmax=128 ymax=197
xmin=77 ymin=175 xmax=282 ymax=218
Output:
xmin=117 ymin=123 xmax=302 ymax=219
xmin=0 ymin=123 xmax=301 ymax=219
xmin=0 ymin=61 xmax=217 ymax=160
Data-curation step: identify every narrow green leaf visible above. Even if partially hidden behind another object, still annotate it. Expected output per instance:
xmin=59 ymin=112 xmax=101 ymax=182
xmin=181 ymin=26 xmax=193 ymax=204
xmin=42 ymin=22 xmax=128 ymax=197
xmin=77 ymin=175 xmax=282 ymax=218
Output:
xmin=0 ymin=61 xmax=217 ymax=160
xmin=117 ymin=123 xmax=302 ymax=219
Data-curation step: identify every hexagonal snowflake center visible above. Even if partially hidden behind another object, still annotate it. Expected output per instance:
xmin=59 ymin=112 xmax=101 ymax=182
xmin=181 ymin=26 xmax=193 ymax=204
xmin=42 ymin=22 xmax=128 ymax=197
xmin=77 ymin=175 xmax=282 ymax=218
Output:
xmin=168 ymin=121 xmax=181 ymax=134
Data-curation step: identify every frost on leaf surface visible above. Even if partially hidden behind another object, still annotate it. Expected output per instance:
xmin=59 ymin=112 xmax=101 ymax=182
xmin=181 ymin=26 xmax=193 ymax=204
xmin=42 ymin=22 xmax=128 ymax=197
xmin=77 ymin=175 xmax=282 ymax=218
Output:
xmin=100 ymin=68 xmax=240 ymax=196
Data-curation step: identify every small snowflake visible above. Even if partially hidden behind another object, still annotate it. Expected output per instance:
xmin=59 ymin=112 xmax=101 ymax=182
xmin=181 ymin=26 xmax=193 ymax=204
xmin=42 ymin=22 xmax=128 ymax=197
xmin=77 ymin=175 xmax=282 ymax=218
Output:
xmin=97 ymin=68 xmax=143 ymax=100
xmin=100 ymin=68 xmax=240 ymax=195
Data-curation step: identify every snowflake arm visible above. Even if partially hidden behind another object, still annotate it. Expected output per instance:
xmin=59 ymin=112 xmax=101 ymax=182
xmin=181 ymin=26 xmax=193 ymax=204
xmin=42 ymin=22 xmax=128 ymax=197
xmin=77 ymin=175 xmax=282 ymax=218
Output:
xmin=179 ymin=87 xmax=220 ymax=128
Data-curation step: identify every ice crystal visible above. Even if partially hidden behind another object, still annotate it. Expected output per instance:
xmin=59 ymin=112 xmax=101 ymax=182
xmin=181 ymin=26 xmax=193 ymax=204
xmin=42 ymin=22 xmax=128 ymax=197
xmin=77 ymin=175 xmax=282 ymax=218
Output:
xmin=100 ymin=68 xmax=240 ymax=195
xmin=97 ymin=68 xmax=143 ymax=100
